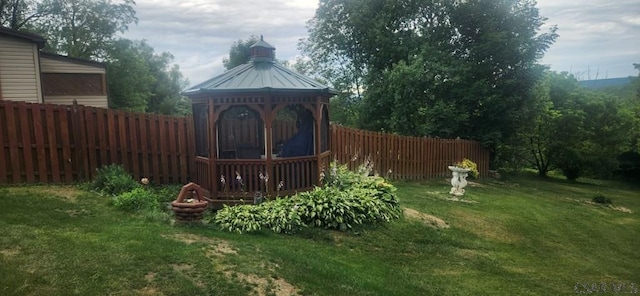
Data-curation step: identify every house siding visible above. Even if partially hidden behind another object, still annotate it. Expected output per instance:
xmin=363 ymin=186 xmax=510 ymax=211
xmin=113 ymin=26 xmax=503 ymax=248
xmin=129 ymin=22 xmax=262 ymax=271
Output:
xmin=0 ymin=35 xmax=42 ymax=102
xmin=40 ymin=56 xmax=105 ymax=74
xmin=45 ymin=96 xmax=108 ymax=108
xmin=40 ymin=55 xmax=108 ymax=107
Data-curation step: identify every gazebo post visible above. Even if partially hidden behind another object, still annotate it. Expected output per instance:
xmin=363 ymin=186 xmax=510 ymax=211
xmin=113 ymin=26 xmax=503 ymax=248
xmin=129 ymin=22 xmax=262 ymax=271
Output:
xmin=209 ymin=99 xmax=218 ymax=197
xmin=315 ymin=96 xmax=323 ymax=186
xmin=265 ymin=96 xmax=274 ymax=197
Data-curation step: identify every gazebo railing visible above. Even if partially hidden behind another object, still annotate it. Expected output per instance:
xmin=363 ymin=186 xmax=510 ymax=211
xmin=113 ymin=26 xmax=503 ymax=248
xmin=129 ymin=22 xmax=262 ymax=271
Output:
xmin=194 ymin=152 xmax=332 ymax=201
xmin=271 ymin=156 xmax=318 ymax=193
xmin=194 ymin=157 xmax=211 ymax=190
xmin=216 ymin=159 xmax=268 ymax=197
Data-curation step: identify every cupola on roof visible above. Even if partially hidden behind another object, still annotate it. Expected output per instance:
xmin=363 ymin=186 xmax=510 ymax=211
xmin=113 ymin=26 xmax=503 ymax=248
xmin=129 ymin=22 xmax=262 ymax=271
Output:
xmin=184 ymin=37 xmax=334 ymax=95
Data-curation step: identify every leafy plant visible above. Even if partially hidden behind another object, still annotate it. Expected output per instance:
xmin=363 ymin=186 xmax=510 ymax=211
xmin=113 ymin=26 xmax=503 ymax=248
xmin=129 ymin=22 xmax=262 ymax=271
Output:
xmin=455 ymin=158 xmax=480 ymax=178
xmin=213 ymin=163 xmax=401 ymax=233
xmin=214 ymin=205 xmax=264 ymax=234
xmin=112 ymin=187 xmax=159 ymax=212
xmin=592 ymin=193 xmax=612 ymax=205
xmin=90 ymin=164 xmax=140 ymax=196
xmin=152 ymin=184 xmax=182 ymax=204
xmin=260 ymin=198 xmax=305 ymax=234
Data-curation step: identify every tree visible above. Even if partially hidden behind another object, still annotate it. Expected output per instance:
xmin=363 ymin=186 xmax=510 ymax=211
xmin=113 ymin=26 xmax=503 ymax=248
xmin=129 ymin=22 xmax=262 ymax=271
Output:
xmin=222 ymin=35 xmax=259 ymax=70
xmin=302 ymin=0 xmax=558 ymax=163
xmin=32 ymin=0 xmax=137 ymax=59
xmin=105 ymin=39 xmax=154 ymax=112
xmin=513 ymin=71 xmax=634 ymax=180
xmin=0 ymin=0 xmax=44 ymax=29
xmin=504 ymin=72 xmax=560 ymax=176
xmin=106 ymin=39 xmax=190 ymax=115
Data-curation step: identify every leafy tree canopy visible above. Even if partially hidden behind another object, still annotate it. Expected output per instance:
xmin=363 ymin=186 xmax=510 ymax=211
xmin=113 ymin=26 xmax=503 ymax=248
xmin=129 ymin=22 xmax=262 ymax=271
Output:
xmin=223 ymin=35 xmax=260 ymax=70
xmin=302 ymin=0 xmax=558 ymax=163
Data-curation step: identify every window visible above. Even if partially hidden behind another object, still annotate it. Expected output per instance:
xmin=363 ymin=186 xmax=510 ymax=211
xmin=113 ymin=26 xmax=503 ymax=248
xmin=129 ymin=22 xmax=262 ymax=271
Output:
xmin=41 ymin=73 xmax=105 ymax=96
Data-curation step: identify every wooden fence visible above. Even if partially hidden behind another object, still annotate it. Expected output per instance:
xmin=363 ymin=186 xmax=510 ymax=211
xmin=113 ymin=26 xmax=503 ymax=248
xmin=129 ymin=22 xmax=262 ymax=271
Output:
xmin=0 ymin=100 xmax=489 ymax=185
xmin=331 ymin=125 xmax=490 ymax=180
xmin=0 ymin=100 xmax=194 ymax=184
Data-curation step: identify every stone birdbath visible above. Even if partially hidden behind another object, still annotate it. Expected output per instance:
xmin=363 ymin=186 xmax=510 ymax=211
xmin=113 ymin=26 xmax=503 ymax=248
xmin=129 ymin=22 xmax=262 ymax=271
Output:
xmin=171 ymin=182 xmax=209 ymax=222
xmin=448 ymin=166 xmax=471 ymax=196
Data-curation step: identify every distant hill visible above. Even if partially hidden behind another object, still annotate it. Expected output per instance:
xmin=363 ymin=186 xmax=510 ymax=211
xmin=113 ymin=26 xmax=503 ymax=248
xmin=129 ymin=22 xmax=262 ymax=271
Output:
xmin=579 ymin=77 xmax=634 ymax=89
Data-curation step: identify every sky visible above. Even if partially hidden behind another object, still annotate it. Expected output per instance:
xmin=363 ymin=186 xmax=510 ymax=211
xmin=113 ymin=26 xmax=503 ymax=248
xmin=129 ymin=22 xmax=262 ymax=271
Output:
xmin=120 ymin=0 xmax=640 ymax=87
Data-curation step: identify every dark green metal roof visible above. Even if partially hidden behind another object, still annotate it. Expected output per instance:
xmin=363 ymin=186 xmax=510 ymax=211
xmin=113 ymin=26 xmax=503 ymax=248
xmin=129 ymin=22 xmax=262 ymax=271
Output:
xmin=184 ymin=38 xmax=334 ymax=96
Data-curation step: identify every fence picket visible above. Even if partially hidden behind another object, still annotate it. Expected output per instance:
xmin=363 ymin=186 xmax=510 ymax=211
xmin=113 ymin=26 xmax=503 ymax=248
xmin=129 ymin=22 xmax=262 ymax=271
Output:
xmin=0 ymin=102 xmax=6 ymax=183
xmin=17 ymin=102 xmax=35 ymax=182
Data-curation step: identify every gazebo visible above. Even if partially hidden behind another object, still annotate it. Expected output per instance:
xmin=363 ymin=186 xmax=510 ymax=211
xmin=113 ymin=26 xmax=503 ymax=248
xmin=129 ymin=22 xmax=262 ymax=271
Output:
xmin=184 ymin=37 xmax=334 ymax=207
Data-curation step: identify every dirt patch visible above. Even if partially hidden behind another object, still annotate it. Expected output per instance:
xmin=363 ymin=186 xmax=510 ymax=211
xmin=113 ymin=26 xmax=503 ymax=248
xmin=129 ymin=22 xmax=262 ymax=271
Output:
xmin=136 ymin=286 xmax=164 ymax=296
xmin=31 ymin=186 xmax=81 ymax=202
xmin=610 ymin=205 xmax=632 ymax=213
xmin=144 ymin=272 xmax=156 ymax=283
xmin=404 ymin=208 xmax=449 ymax=229
xmin=563 ymin=197 xmax=633 ymax=214
xmin=164 ymin=233 xmax=238 ymax=257
xmin=455 ymin=248 xmax=488 ymax=260
xmin=165 ymin=233 xmax=299 ymax=295
xmin=424 ymin=191 xmax=478 ymax=203
xmin=171 ymin=263 xmax=193 ymax=272
xmin=0 ymin=247 xmax=20 ymax=257
xmin=55 ymin=208 xmax=91 ymax=217
xmin=226 ymin=271 xmax=300 ymax=296
xmin=445 ymin=196 xmax=479 ymax=204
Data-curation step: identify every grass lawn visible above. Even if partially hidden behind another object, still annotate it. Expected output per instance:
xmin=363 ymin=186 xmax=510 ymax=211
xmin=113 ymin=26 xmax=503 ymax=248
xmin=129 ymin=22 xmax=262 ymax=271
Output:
xmin=1 ymin=174 xmax=639 ymax=295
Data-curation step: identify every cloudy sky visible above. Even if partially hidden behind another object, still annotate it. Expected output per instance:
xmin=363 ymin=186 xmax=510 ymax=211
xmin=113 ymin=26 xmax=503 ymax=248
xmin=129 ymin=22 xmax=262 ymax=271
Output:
xmin=120 ymin=0 xmax=640 ymax=87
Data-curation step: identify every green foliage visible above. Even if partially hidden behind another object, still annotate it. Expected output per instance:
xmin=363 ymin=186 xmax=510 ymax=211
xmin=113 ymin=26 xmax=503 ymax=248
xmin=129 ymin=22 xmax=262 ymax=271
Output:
xmin=507 ymin=70 xmax=635 ymax=180
xmin=454 ymin=158 xmax=480 ymax=179
xmin=213 ymin=163 xmax=401 ymax=234
xmin=259 ymin=198 xmax=305 ymax=234
xmin=293 ymin=187 xmax=355 ymax=230
xmin=112 ymin=187 xmax=159 ymax=212
xmin=33 ymin=0 xmax=138 ymax=59
xmin=592 ymin=193 xmax=612 ymax=205
xmin=90 ymin=164 xmax=140 ymax=196
xmin=214 ymin=204 xmax=264 ymax=234
xmin=151 ymin=184 xmax=182 ymax=204
xmin=222 ymin=35 xmax=260 ymax=70
xmin=302 ymin=0 xmax=558 ymax=152
xmin=106 ymin=39 xmax=190 ymax=115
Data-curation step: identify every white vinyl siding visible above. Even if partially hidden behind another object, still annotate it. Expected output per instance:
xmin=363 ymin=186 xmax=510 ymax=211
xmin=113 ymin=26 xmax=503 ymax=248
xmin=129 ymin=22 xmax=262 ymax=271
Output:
xmin=45 ymin=95 xmax=108 ymax=108
xmin=0 ymin=35 xmax=42 ymax=102
xmin=40 ymin=56 xmax=105 ymax=74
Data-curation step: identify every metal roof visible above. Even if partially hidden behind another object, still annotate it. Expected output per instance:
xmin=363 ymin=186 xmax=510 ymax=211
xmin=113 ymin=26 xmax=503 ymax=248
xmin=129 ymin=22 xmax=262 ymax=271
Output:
xmin=184 ymin=38 xmax=334 ymax=96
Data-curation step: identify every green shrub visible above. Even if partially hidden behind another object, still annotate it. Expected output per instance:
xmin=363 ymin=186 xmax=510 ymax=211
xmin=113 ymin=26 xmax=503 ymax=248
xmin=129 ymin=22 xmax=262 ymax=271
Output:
xmin=592 ymin=193 xmax=612 ymax=205
xmin=90 ymin=164 xmax=140 ymax=195
xmin=454 ymin=158 xmax=480 ymax=179
xmin=213 ymin=163 xmax=401 ymax=234
xmin=152 ymin=184 xmax=182 ymax=204
xmin=113 ymin=187 xmax=159 ymax=212
xmin=260 ymin=198 xmax=305 ymax=234
xmin=294 ymin=187 xmax=355 ymax=230
xmin=214 ymin=205 xmax=264 ymax=234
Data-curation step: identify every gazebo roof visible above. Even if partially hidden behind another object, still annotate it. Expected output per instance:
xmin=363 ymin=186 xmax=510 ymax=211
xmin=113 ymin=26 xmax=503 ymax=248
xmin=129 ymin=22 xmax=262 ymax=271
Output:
xmin=184 ymin=37 xmax=335 ymax=96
